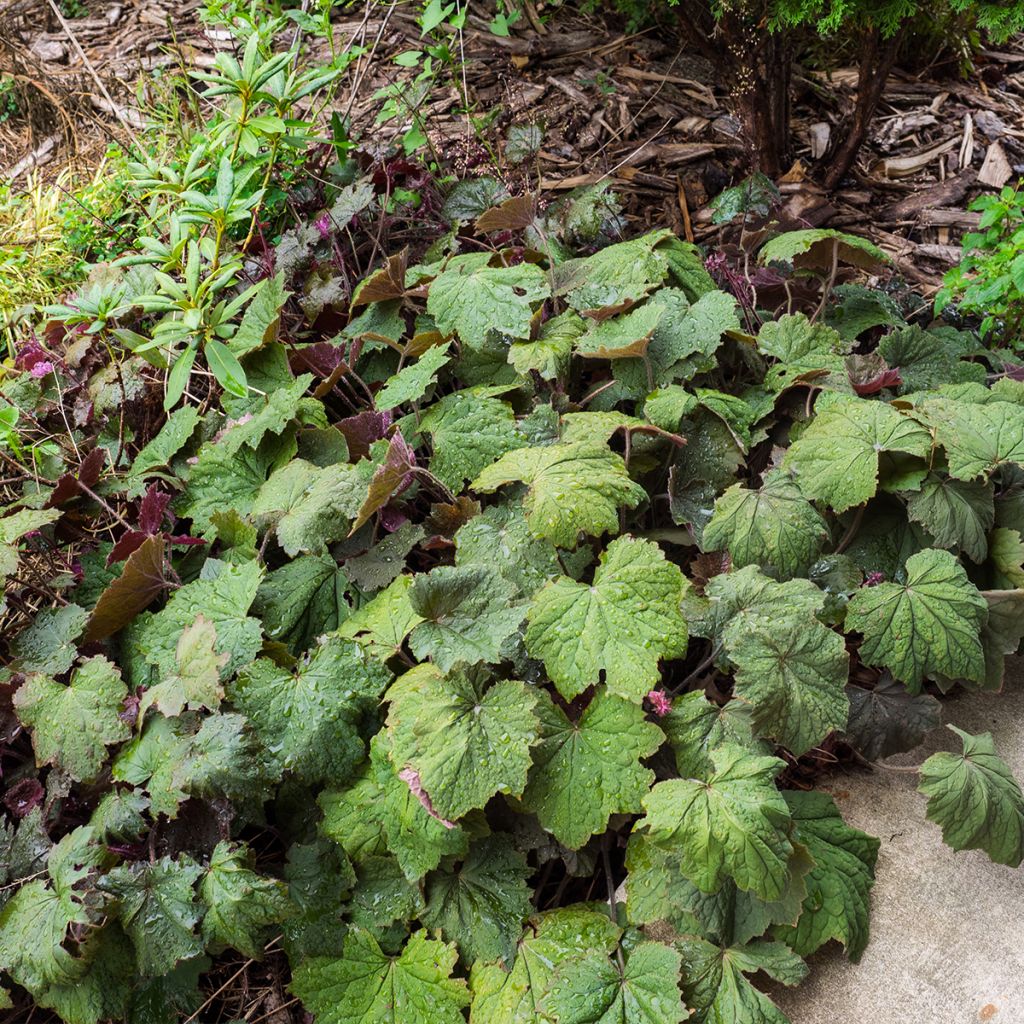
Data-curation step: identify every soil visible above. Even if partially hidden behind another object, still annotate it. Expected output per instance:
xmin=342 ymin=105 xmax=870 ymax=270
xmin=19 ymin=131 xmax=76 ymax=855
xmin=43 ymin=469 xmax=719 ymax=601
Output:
xmin=3 ymin=0 xmax=1024 ymax=297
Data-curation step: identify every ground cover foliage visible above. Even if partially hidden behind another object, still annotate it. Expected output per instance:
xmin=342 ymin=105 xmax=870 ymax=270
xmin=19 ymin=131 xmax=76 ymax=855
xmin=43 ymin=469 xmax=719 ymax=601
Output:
xmin=3 ymin=10 xmax=1024 ymax=1024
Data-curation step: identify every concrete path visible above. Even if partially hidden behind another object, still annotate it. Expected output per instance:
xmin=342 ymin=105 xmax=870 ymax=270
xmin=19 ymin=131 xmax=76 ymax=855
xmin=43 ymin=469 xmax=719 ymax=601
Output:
xmin=772 ymin=667 xmax=1024 ymax=1024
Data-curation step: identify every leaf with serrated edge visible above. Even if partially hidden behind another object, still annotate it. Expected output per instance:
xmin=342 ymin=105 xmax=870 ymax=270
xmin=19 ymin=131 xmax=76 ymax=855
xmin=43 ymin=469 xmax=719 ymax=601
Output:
xmin=422 ymin=835 xmax=532 ymax=966
xmin=417 ymin=390 xmax=525 ymax=491
xmin=704 ymin=470 xmax=829 ymax=578
xmin=523 ymin=689 xmax=663 ymax=849
xmin=918 ymin=397 xmax=1024 ymax=481
xmin=906 ymin=474 xmax=994 ymax=564
xmin=679 ymin=937 xmax=806 ymax=1024
xmin=783 ymin=396 xmax=930 ymax=513
xmin=640 ymin=744 xmax=793 ymax=901
xmin=290 ymin=928 xmax=469 ymax=1024
xmin=375 ymin=343 xmax=451 ymax=411
xmin=99 ymin=856 xmax=203 ymax=977
xmin=139 ymin=559 xmax=264 ymax=678
xmin=427 ymin=253 xmax=550 ymax=347
xmin=229 ymin=636 xmax=390 ymax=785
xmin=409 ymin=564 xmax=527 ymax=672
xmin=469 ymin=908 xmax=621 ymax=1024
xmin=845 ymin=548 xmax=987 ymax=691
xmin=525 ymin=536 xmax=688 ymax=702
xmin=471 ymin=442 xmax=646 ymax=549
xmin=772 ymin=791 xmax=879 ymax=961
xmin=14 ymin=656 xmax=129 ymax=782
xmin=138 ymin=615 xmax=226 ymax=718
xmin=386 ymin=664 xmax=538 ymax=821
xmin=541 ymin=940 xmax=686 ymax=1024
xmin=724 ymin=609 xmax=850 ymax=756
xmin=201 ymin=841 xmax=292 ymax=959
xmin=918 ymin=725 xmax=1024 ymax=867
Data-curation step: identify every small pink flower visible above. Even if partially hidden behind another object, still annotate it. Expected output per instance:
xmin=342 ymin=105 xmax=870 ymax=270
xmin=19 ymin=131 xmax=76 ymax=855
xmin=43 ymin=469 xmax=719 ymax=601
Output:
xmin=864 ymin=571 xmax=885 ymax=587
xmin=646 ymin=690 xmax=672 ymax=717
xmin=30 ymin=360 xmax=54 ymax=378
xmin=315 ymin=214 xmax=331 ymax=239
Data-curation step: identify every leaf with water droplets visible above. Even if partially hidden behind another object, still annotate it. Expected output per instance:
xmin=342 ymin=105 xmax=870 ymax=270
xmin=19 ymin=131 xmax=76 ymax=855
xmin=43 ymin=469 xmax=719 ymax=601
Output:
xmin=783 ymin=396 xmax=930 ymax=513
xmin=522 ymin=689 xmax=663 ymax=849
xmin=703 ymin=470 xmax=829 ymax=579
xmin=541 ymin=940 xmax=687 ymax=1024
xmin=291 ymin=928 xmax=469 ymax=1024
xmin=417 ymin=389 xmax=525 ymax=491
xmin=422 ymin=835 xmax=532 ymax=966
xmin=427 ymin=253 xmax=550 ymax=348
xmin=469 ymin=908 xmax=621 ymax=1024
xmin=336 ymin=573 xmax=424 ymax=662
xmin=845 ymin=548 xmax=987 ymax=691
xmin=917 ymin=397 xmax=1024 ymax=481
xmin=724 ymin=608 xmax=850 ymax=756
xmin=138 ymin=559 xmax=264 ymax=679
xmin=639 ymin=745 xmax=793 ymax=901
xmin=678 ymin=937 xmax=806 ymax=1024
xmin=229 ymin=636 xmax=390 ymax=785
xmin=14 ymin=656 xmax=130 ymax=783
xmin=525 ymin=536 xmax=688 ymax=702
xmin=201 ymin=841 xmax=292 ymax=959
xmin=918 ymin=725 xmax=1024 ymax=867
xmin=138 ymin=616 xmax=226 ymax=719
xmin=99 ymin=856 xmax=204 ymax=977
xmin=409 ymin=564 xmax=527 ymax=672
xmin=386 ymin=664 xmax=539 ymax=821
xmin=772 ymin=791 xmax=879 ymax=962
xmin=471 ymin=442 xmax=646 ymax=549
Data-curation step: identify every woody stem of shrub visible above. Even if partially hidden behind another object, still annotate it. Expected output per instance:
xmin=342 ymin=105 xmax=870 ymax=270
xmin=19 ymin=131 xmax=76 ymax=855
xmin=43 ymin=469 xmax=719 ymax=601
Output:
xmin=823 ymin=25 xmax=907 ymax=190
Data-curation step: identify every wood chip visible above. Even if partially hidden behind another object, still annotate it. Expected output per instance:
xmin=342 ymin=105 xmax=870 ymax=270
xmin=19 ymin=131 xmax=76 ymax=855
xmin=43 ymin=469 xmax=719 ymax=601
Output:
xmin=871 ymin=138 xmax=958 ymax=179
xmin=978 ymin=141 xmax=1014 ymax=188
xmin=809 ymin=122 xmax=830 ymax=160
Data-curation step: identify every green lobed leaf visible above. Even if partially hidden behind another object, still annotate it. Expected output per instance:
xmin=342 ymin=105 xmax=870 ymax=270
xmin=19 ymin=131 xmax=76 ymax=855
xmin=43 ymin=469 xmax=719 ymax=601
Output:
xmin=525 ymin=535 xmax=688 ymax=702
xmin=509 ymin=310 xmax=585 ymax=382
xmin=469 ymin=908 xmax=621 ymax=1024
xmin=724 ymin=608 xmax=850 ymax=756
xmin=918 ymin=397 xmax=1024 ymax=481
xmin=772 ymin=791 xmax=879 ymax=961
xmin=375 ymin=343 xmax=451 ymax=411
xmin=703 ymin=469 xmax=829 ymax=578
xmin=845 ymin=548 xmax=987 ymax=690
xmin=14 ymin=656 xmax=130 ymax=782
xmin=422 ymin=835 xmax=533 ymax=966
xmin=640 ymin=745 xmax=793 ymax=901
xmin=522 ymin=688 xmax=664 ymax=849
xmin=417 ymin=389 xmax=525 ymax=491
xmin=472 ymin=441 xmax=647 ymax=549
xmin=386 ymin=664 xmax=539 ymax=821
xmin=200 ymin=841 xmax=292 ymax=959
xmin=229 ymin=635 xmax=390 ymax=784
xmin=905 ymin=473 xmax=994 ymax=564
xmin=541 ymin=940 xmax=686 ymax=1024
xmin=427 ymin=253 xmax=550 ymax=347
xmin=783 ymin=396 xmax=931 ymax=513
xmin=100 ymin=857 xmax=204 ymax=977
xmin=918 ymin=725 xmax=1024 ymax=867
xmin=291 ymin=928 xmax=470 ymax=1024
xmin=679 ymin=937 xmax=806 ymax=1024
xmin=138 ymin=616 xmax=226 ymax=719
xmin=408 ymin=564 xmax=527 ymax=671
xmin=138 ymin=559 xmax=264 ymax=678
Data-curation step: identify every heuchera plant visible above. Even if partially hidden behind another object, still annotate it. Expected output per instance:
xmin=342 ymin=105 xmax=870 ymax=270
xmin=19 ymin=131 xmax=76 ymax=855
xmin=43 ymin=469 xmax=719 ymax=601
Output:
xmin=2 ymin=193 xmax=1024 ymax=1024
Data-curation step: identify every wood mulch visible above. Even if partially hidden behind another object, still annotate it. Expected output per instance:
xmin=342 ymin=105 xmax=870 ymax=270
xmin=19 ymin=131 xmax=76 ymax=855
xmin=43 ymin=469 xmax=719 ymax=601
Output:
xmin=2 ymin=1 xmax=1024 ymax=289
